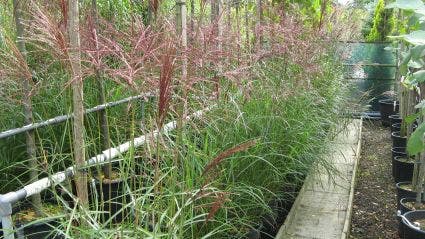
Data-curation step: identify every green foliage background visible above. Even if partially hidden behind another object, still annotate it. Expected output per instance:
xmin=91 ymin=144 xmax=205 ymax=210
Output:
xmin=365 ymin=0 xmax=395 ymax=41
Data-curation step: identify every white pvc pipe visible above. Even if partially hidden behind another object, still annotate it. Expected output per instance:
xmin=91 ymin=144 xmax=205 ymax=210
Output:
xmin=23 ymin=107 xmax=210 ymax=197
xmin=0 ymin=93 xmax=154 ymax=140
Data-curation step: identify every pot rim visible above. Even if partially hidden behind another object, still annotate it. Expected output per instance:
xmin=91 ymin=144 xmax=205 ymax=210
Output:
xmin=391 ymin=131 xmax=406 ymax=138
xmin=379 ymin=99 xmax=399 ymax=104
xmin=394 ymin=156 xmax=416 ymax=163
xmin=15 ymin=217 xmax=60 ymax=228
xmin=402 ymin=210 xmax=425 ymax=234
xmin=392 ymin=147 xmax=407 ymax=153
xmin=396 ymin=181 xmax=413 ymax=188
xmin=400 ymin=197 xmax=425 ymax=205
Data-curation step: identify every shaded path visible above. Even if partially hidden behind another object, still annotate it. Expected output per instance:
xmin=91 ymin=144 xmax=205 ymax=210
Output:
xmin=349 ymin=121 xmax=398 ymax=239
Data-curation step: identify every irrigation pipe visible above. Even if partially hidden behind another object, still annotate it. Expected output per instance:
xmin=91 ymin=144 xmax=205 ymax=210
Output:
xmin=2 ymin=107 xmax=211 ymax=200
xmin=0 ymin=93 xmax=155 ymax=140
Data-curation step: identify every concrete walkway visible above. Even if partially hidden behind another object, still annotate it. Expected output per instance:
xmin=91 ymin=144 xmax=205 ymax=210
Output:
xmin=275 ymin=119 xmax=362 ymax=239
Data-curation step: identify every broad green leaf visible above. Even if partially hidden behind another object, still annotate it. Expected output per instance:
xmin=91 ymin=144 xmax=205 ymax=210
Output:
xmin=408 ymin=59 xmax=424 ymax=68
xmin=400 ymin=65 xmax=408 ymax=76
xmin=409 ymin=14 xmax=423 ymax=26
xmin=410 ymin=45 xmax=425 ymax=59
xmin=413 ymin=70 xmax=425 ymax=83
xmin=415 ymin=100 xmax=425 ymax=109
xmin=407 ymin=122 xmax=425 ymax=155
xmin=403 ymin=75 xmax=416 ymax=87
xmin=402 ymin=51 xmax=410 ymax=59
xmin=390 ymin=31 xmax=425 ymax=45
xmin=405 ymin=70 xmax=425 ymax=86
xmin=386 ymin=0 xmax=425 ymax=10
xmin=405 ymin=112 xmax=419 ymax=123
xmin=400 ymin=51 xmax=412 ymax=75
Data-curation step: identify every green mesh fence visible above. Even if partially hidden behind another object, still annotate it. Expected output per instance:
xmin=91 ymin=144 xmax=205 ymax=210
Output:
xmin=342 ymin=42 xmax=396 ymax=112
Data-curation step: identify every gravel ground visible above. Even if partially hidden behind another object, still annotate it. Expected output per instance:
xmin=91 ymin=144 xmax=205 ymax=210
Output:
xmin=349 ymin=120 xmax=399 ymax=239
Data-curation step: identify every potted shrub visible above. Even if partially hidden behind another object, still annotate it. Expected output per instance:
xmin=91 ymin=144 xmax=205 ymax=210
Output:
xmin=379 ymin=99 xmax=399 ymax=126
xmin=13 ymin=203 xmax=64 ymax=239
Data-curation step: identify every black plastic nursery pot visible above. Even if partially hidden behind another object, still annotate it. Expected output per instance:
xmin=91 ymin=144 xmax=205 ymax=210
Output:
xmin=396 ymin=182 xmax=417 ymax=209
xmin=379 ymin=99 xmax=399 ymax=127
xmin=9 ymin=200 xmax=66 ymax=239
xmin=392 ymin=147 xmax=407 ymax=159
xmin=392 ymin=123 xmax=401 ymax=133
xmin=94 ymin=178 xmax=130 ymax=224
xmin=392 ymin=132 xmax=407 ymax=148
xmin=398 ymin=198 xmax=425 ymax=238
xmin=16 ymin=219 xmax=63 ymax=239
xmin=402 ymin=210 xmax=425 ymax=239
xmin=392 ymin=147 xmax=407 ymax=177
xmin=400 ymin=198 xmax=425 ymax=215
xmin=389 ymin=114 xmax=402 ymax=125
xmin=66 ymin=176 xmax=130 ymax=223
xmin=394 ymin=156 xmax=414 ymax=183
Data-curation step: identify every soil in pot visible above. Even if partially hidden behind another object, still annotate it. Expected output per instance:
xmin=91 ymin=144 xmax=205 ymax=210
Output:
xmin=394 ymin=157 xmax=415 ymax=183
xmin=414 ymin=219 xmax=425 ymax=231
xmin=379 ymin=99 xmax=399 ymax=127
xmin=396 ymin=182 xmax=417 ymax=208
xmin=404 ymin=202 xmax=425 ymax=211
xmin=13 ymin=203 xmax=64 ymax=239
xmin=399 ymin=197 xmax=425 ymax=237
xmin=402 ymin=210 xmax=425 ymax=238
xmin=400 ymin=198 xmax=425 ymax=221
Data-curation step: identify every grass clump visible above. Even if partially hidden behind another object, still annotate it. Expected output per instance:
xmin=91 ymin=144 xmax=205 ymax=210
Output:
xmin=0 ymin=2 xmax=354 ymax=238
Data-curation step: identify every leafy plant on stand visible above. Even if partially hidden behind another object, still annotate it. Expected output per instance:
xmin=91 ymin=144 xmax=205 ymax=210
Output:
xmin=388 ymin=0 xmax=425 ymax=232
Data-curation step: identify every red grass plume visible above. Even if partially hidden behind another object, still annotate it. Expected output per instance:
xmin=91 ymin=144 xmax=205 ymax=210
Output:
xmin=26 ymin=1 xmax=70 ymax=69
xmin=101 ymin=19 xmax=168 ymax=89
xmin=150 ymin=0 xmax=161 ymax=16
xmin=202 ymin=140 xmax=257 ymax=176
xmin=205 ymin=191 xmax=229 ymax=224
xmin=157 ymin=42 xmax=176 ymax=128
xmin=0 ymin=37 xmax=32 ymax=83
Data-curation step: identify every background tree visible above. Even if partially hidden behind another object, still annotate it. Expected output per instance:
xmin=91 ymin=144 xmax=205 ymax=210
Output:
xmin=12 ymin=0 xmax=43 ymax=215
xmin=69 ymin=0 xmax=89 ymax=207
xmin=366 ymin=0 xmax=394 ymax=42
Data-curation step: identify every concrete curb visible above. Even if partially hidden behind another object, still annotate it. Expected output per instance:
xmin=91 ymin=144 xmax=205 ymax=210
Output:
xmin=275 ymin=119 xmax=363 ymax=239
xmin=341 ymin=119 xmax=362 ymax=239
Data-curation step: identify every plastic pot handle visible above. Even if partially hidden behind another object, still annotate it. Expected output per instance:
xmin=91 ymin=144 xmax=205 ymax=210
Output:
xmin=398 ymin=210 xmax=421 ymax=230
